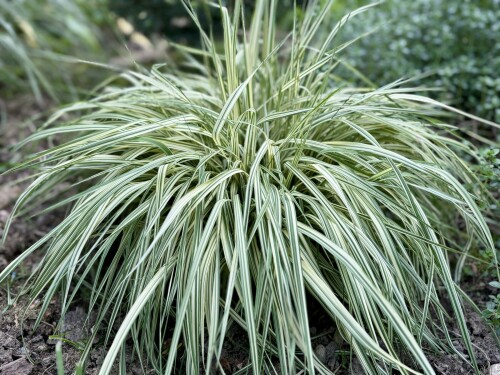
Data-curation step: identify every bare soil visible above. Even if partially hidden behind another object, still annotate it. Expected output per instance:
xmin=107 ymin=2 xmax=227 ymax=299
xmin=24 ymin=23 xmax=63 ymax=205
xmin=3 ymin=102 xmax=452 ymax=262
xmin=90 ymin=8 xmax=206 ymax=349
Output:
xmin=0 ymin=97 xmax=155 ymax=374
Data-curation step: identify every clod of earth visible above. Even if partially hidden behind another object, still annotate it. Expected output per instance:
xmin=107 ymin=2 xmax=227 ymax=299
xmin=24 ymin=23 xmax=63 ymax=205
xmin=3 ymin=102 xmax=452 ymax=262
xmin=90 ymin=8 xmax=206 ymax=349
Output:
xmin=0 ymin=357 xmax=33 ymax=375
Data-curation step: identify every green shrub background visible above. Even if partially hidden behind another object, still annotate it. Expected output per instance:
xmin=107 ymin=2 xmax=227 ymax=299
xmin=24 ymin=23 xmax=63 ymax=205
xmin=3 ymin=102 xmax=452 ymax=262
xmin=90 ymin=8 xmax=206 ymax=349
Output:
xmin=335 ymin=0 xmax=500 ymax=125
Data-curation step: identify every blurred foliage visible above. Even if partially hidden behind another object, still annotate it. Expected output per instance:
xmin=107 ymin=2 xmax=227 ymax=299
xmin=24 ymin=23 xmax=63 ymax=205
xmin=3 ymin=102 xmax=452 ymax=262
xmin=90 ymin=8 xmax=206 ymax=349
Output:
xmin=109 ymin=0 xmax=222 ymax=42
xmin=458 ymin=140 xmax=498 ymax=274
xmin=0 ymin=0 xmax=115 ymax=104
xmin=108 ymin=0 xmax=306 ymax=41
xmin=476 ymin=148 xmax=500 ymax=200
xmin=336 ymin=0 xmax=500 ymax=124
xmin=479 ymin=146 xmax=500 ymax=246
xmin=465 ymin=146 xmax=500 ymax=329
xmin=483 ymin=281 xmax=500 ymax=334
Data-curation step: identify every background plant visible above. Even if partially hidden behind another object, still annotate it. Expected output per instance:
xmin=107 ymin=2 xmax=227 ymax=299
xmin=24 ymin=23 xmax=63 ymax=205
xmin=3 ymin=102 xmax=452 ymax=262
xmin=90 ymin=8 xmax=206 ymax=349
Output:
xmin=0 ymin=0 xmax=114 ymax=104
xmin=335 ymin=0 xmax=500 ymax=128
xmin=108 ymin=0 xmax=306 ymax=39
xmin=1 ymin=1 xmax=499 ymax=374
xmin=483 ymin=281 xmax=500 ymax=335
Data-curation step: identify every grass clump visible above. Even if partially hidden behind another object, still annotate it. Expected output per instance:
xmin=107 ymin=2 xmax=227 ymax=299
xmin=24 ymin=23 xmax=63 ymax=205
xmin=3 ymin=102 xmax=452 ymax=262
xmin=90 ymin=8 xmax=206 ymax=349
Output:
xmin=1 ymin=1 xmax=499 ymax=374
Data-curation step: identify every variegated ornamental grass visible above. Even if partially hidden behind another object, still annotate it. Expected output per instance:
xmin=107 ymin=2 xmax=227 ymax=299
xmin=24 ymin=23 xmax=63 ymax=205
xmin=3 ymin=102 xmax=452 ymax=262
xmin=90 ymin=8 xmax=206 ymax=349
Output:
xmin=1 ymin=1 xmax=499 ymax=374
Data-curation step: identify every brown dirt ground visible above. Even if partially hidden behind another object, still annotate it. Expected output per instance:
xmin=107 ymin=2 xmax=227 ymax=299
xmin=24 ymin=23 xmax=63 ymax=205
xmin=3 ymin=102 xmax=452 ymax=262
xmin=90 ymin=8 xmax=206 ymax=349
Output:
xmin=0 ymin=97 xmax=155 ymax=374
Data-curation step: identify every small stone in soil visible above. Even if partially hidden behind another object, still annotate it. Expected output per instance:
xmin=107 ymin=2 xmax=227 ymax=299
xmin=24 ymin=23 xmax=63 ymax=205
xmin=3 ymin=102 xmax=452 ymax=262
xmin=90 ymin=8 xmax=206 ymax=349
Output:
xmin=28 ymin=335 xmax=43 ymax=344
xmin=12 ymin=347 xmax=29 ymax=358
xmin=41 ymin=356 xmax=53 ymax=366
xmin=0 ymin=357 xmax=33 ymax=375
xmin=0 ymin=350 xmax=12 ymax=364
xmin=491 ymin=364 xmax=500 ymax=375
xmin=327 ymin=358 xmax=336 ymax=371
xmin=315 ymin=344 xmax=326 ymax=363
xmin=0 ymin=210 xmax=10 ymax=223
xmin=0 ymin=256 xmax=7 ymax=270
xmin=325 ymin=341 xmax=336 ymax=361
xmin=0 ymin=333 xmax=19 ymax=349
xmin=62 ymin=307 xmax=88 ymax=342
